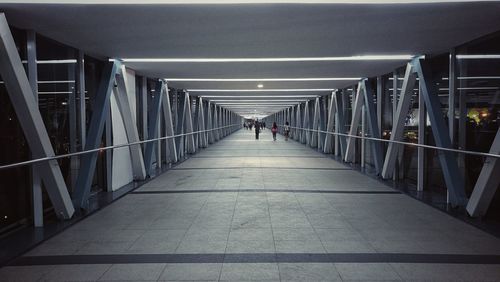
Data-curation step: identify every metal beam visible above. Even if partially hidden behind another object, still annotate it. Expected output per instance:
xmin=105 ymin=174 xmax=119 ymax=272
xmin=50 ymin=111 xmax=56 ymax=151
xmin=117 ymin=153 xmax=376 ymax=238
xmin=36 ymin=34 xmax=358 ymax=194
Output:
xmin=324 ymin=92 xmax=336 ymax=154
xmin=198 ymin=97 xmax=208 ymax=148
xmin=207 ymin=102 xmax=214 ymax=144
xmin=345 ymin=84 xmax=364 ymax=162
xmin=466 ymin=128 xmax=500 ymax=217
xmin=184 ymin=92 xmax=196 ymax=153
xmin=161 ymin=86 xmax=178 ymax=163
xmin=449 ymin=49 xmax=457 ymax=146
xmin=114 ymin=66 xmax=146 ymax=180
xmin=144 ymin=81 xmax=164 ymax=175
xmin=0 ymin=14 xmax=74 ymax=218
xmin=311 ymin=97 xmax=320 ymax=148
xmin=417 ymin=83 xmax=426 ymax=192
xmin=362 ymin=80 xmax=384 ymax=174
xmin=334 ymin=90 xmax=347 ymax=158
xmin=381 ymin=63 xmax=416 ymax=179
xmin=26 ymin=29 xmax=43 ymax=227
xmin=415 ymin=58 xmax=466 ymax=206
xmin=73 ymin=61 xmax=119 ymax=209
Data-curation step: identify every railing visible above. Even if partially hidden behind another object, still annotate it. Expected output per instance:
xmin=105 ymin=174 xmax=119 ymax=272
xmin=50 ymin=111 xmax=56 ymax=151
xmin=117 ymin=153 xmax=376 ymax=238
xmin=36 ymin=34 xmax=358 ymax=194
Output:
xmin=0 ymin=124 xmax=241 ymax=170
xmin=280 ymin=125 xmax=500 ymax=159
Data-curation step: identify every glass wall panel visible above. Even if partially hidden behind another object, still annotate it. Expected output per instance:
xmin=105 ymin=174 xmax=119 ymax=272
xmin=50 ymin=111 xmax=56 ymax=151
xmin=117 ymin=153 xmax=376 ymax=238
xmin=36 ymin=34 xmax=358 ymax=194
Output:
xmin=456 ymin=31 xmax=500 ymax=218
xmin=84 ymin=55 xmax=108 ymax=193
xmin=0 ymin=27 xmax=30 ymax=234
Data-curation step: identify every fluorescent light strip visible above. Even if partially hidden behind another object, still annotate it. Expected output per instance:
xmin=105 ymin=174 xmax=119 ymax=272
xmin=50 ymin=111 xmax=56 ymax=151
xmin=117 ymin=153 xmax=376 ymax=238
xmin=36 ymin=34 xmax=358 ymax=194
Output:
xmin=439 ymin=87 xmax=500 ymax=91
xmin=38 ymin=91 xmax=73 ymax=95
xmin=188 ymin=89 xmax=334 ymax=92
xmin=442 ymin=76 xmax=500 ymax=80
xmin=166 ymin=77 xmax=361 ymax=81
xmin=390 ymin=76 xmax=500 ymax=81
xmin=456 ymin=55 xmax=500 ymax=59
xmin=21 ymin=59 xmax=77 ymax=64
xmin=210 ymin=99 xmax=308 ymax=102
xmin=117 ymin=55 xmax=414 ymax=63
xmin=38 ymin=80 xmax=76 ymax=84
xmin=201 ymin=95 xmax=319 ymax=98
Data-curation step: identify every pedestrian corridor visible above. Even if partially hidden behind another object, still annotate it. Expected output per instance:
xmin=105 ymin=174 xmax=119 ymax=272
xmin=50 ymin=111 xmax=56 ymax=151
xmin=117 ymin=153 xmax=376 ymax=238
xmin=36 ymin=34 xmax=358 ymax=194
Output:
xmin=2 ymin=129 xmax=500 ymax=281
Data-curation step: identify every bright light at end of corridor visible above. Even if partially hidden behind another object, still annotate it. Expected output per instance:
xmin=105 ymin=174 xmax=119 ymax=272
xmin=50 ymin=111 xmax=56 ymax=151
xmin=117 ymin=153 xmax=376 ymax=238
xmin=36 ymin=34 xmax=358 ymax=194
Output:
xmin=113 ymin=55 xmax=415 ymax=63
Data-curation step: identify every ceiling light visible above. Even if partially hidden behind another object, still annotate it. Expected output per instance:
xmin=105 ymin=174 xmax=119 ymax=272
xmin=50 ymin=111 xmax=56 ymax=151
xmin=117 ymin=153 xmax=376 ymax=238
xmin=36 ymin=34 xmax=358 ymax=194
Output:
xmin=209 ymin=99 xmax=307 ymax=102
xmin=456 ymin=55 xmax=500 ymax=59
xmin=187 ymin=89 xmax=335 ymax=92
xmin=201 ymin=95 xmax=319 ymax=98
xmin=116 ymin=55 xmax=415 ymax=63
xmin=22 ymin=59 xmax=77 ymax=64
xmin=257 ymin=84 xmax=264 ymax=88
xmin=166 ymin=77 xmax=361 ymax=81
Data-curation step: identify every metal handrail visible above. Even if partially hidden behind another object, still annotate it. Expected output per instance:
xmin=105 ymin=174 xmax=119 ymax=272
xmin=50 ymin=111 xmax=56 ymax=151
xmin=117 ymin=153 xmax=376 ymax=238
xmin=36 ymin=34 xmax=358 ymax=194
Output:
xmin=280 ymin=125 xmax=500 ymax=159
xmin=0 ymin=124 xmax=241 ymax=170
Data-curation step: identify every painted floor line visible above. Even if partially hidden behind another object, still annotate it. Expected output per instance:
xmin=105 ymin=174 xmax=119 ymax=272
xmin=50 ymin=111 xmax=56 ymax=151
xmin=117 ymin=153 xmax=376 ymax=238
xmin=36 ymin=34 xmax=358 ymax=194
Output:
xmin=130 ymin=189 xmax=400 ymax=194
xmin=11 ymin=253 xmax=500 ymax=266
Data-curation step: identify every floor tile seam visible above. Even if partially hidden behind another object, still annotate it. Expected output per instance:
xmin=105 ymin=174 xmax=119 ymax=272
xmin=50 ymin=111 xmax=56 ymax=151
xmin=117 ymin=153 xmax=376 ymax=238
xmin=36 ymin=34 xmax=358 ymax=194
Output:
xmin=265 ymin=192 xmax=281 ymax=282
xmin=294 ymin=193 xmax=331 ymax=256
xmin=219 ymin=192 xmax=240 ymax=282
xmin=173 ymin=196 xmax=211 ymax=254
xmin=95 ymin=263 xmax=114 ymax=282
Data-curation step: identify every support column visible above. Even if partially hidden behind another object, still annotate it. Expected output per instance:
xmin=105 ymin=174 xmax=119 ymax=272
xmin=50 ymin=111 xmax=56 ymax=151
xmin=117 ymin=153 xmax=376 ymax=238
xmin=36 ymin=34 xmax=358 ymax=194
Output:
xmin=466 ymin=128 xmax=500 ymax=217
xmin=162 ymin=87 xmax=177 ymax=163
xmin=27 ymin=29 xmax=43 ymax=227
xmin=382 ymin=63 xmax=416 ymax=179
xmin=114 ymin=67 xmax=146 ymax=180
xmin=0 ymin=14 xmax=74 ymax=218
xmin=417 ymin=84 xmax=426 ymax=192
xmin=345 ymin=85 xmax=364 ymax=162
xmin=324 ymin=92 xmax=336 ymax=154
xmin=415 ymin=58 xmax=466 ymax=206
xmin=144 ymin=82 xmax=164 ymax=176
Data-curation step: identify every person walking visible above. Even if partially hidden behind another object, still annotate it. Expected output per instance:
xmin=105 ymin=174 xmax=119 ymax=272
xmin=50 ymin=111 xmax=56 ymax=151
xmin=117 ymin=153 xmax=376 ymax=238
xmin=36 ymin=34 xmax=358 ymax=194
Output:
xmin=255 ymin=120 xmax=260 ymax=140
xmin=284 ymin=121 xmax=290 ymax=141
xmin=271 ymin=122 xmax=278 ymax=141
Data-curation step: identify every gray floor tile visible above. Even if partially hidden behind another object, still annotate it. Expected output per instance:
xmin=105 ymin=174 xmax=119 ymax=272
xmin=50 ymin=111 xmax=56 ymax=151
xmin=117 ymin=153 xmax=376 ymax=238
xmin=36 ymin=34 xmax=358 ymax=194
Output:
xmin=391 ymin=263 xmax=500 ymax=281
xmin=159 ymin=263 xmax=222 ymax=281
xmin=0 ymin=265 xmax=54 ymax=282
xmin=99 ymin=263 xmax=166 ymax=281
xmin=226 ymin=240 xmax=276 ymax=253
xmin=279 ymin=263 xmax=341 ymax=281
xmin=42 ymin=264 xmax=111 ymax=281
xmin=220 ymin=263 xmax=280 ymax=281
xmin=275 ymin=240 xmax=326 ymax=253
xmin=335 ymin=263 xmax=402 ymax=281
xmin=175 ymin=240 xmax=227 ymax=253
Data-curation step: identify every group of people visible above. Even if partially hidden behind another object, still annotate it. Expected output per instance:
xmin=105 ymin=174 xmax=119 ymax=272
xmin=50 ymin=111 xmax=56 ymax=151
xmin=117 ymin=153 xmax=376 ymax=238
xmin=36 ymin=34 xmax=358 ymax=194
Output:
xmin=245 ymin=120 xmax=290 ymax=141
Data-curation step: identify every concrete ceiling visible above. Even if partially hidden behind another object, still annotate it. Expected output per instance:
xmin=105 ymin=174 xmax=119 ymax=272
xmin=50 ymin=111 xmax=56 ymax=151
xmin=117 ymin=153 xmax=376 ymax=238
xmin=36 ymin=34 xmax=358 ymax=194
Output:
xmin=1 ymin=2 xmax=500 ymax=117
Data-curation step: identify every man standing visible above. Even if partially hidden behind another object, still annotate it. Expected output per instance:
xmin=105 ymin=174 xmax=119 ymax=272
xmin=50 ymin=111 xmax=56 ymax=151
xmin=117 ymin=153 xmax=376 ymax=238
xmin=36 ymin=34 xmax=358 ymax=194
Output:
xmin=255 ymin=119 xmax=260 ymax=140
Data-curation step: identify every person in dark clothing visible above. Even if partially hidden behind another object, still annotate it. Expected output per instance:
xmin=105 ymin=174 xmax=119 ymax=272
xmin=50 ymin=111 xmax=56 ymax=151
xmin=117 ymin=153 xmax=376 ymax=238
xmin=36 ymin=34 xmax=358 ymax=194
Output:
xmin=271 ymin=122 xmax=278 ymax=141
xmin=255 ymin=120 xmax=260 ymax=139
xmin=284 ymin=121 xmax=290 ymax=141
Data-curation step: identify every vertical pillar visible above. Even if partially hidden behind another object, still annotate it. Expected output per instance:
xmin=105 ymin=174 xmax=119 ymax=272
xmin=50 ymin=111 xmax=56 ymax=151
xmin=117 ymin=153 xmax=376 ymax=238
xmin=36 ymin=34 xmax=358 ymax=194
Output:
xmin=0 ymin=13 xmax=74 ymax=218
xmin=377 ymin=76 xmax=383 ymax=137
xmin=361 ymin=105 xmax=366 ymax=168
xmin=449 ymin=49 xmax=457 ymax=146
xmin=76 ymin=51 xmax=86 ymax=150
xmin=27 ymin=30 xmax=43 ymax=227
xmin=141 ymin=77 xmax=148 ymax=150
xmin=417 ymin=84 xmax=426 ymax=192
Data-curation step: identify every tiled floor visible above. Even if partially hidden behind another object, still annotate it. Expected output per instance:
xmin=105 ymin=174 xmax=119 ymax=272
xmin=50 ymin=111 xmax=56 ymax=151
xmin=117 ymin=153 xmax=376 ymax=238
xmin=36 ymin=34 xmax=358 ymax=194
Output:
xmin=2 ymin=130 xmax=500 ymax=281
